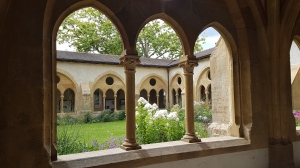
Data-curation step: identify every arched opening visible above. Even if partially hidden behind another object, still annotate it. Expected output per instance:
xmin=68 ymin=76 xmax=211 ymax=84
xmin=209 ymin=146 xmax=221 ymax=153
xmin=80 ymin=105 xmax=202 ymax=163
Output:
xmin=105 ymin=89 xmax=114 ymax=111
xmin=94 ymin=89 xmax=103 ymax=111
xmin=149 ymin=89 xmax=157 ymax=104
xmin=178 ymin=88 xmax=182 ymax=107
xmin=140 ymin=89 xmax=148 ymax=100
xmin=57 ymin=7 xmax=122 ymax=54
xmin=207 ymin=85 xmax=212 ymax=104
xmin=290 ymin=38 xmax=300 ymax=127
xmin=63 ymin=89 xmax=75 ymax=112
xmin=136 ymin=19 xmax=182 ymax=59
xmin=117 ymin=89 xmax=125 ymax=110
xmin=200 ymin=85 xmax=206 ymax=102
xmin=158 ymin=89 xmax=166 ymax=109
xmin=172 ymin=89 xmax=177 ymax=106
xmin=194 ymin=26 xmax=236 ymax=137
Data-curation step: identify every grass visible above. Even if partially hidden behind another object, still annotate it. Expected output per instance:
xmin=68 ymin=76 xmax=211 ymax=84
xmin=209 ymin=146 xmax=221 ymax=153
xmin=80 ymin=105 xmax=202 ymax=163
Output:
xmin=57 ymin=120 xmax=209 ymax=148
xmin=57 ymin=120 xmax=126 ymax=144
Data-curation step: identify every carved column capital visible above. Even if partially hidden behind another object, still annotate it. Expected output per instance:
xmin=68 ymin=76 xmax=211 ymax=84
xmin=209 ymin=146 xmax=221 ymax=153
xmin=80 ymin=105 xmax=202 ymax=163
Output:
xmin=179 ymin=57 xmax=198 ymax=74
xmin=120 ymin=55 xmax=141 ymax=71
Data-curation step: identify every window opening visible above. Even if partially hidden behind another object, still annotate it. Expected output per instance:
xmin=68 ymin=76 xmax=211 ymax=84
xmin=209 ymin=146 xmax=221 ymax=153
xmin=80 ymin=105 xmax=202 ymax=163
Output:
xmin=177 ymin=77 xmax=181 ymax=85
xmin=63 ymin=88 xmax=75 ymax=112
xmin=106 ymin=77 xmax=114 ymax=85
xmin=150 ymin=78 xmax=156 ymax=86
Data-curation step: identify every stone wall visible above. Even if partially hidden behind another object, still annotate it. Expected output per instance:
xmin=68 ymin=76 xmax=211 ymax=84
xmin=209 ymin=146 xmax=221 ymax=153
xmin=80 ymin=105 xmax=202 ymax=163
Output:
xmin=208 ymin=37 xmax=238 ymax=136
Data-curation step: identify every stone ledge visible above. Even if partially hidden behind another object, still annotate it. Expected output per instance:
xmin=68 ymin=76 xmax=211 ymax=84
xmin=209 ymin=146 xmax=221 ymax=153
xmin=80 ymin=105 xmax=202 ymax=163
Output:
xmin=52 ymin=136 xmax=249 ymax=168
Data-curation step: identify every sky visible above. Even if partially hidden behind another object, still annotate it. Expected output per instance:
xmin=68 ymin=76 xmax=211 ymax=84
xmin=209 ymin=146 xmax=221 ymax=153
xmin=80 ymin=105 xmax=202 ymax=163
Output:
xmin=56 ymin=27 xmax=221 ymax=52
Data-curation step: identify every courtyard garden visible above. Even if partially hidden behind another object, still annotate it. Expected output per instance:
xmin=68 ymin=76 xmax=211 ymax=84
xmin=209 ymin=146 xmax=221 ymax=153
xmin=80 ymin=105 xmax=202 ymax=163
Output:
xmin=57 ymin=98 xmax=212 ymax=155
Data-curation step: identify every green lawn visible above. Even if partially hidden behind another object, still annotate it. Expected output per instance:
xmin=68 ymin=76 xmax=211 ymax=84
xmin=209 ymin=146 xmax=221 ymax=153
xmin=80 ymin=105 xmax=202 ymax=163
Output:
xmin=57 ymin=120 xmax=126 ymax=144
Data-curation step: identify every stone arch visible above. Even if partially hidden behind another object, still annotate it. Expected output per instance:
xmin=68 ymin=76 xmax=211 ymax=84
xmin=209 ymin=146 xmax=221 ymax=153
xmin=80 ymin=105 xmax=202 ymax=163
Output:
xmin=170 ymin=72 xmax=184 ymax=91
xmin=195 ymin=66 xmax=211 ymax=102
xmin=294 ymin=36 xmax=300 ymax=49
xmin=92 ymin=71 xmax=125 ymax=93
xmin=56 ymin=71 xmax=77 ymax=94
xmin=116 ymin=89 xmax=125 ymax=110
xmin=136 ymin=13 xmax=191 ymax=57
xmin=170 ymin=73 xmax=184 ymax=107
xmin=200 ymin=85 xmax=206 ymax=102
xmin=105 ymin=89 xmax=115 ymax=110
xmin=140 ymin=89 xmax=148 ymax=101
xmin=63 ymin=88 xmax=75 ymax=113
xmin=93 ymin=89 xmax=104 ymax=112
xmin=50 ymin=1 xmax=129 ymax=53
xmin=57 ymin=68 xmax=78 ymax=89
xmin=158 ymin=89 xmax=166 ymax=109
xmin=149 ymin=89 xmax=157 ymax=105
xmin=137 ymin=73 xmax=168 ymax=93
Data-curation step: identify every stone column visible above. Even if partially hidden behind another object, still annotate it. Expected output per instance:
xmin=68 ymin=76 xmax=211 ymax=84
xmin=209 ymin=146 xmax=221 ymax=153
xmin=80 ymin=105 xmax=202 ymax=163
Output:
xmin=147 ymin=95 xmax=150 ymax=102
xmin=156 ymin=94 xmax=159 ymax=107
xmin=103 ymin=95 xmax=106 ymax=110
xmin=114 ymin=95 xmax=117 ymax=111
xmin=179 ymin=58 xmax=201 ymax=143
xmin=120 ymin=55 xmax=141 ymax=150
xmin=205 ymin=91 xmax=209 ymax=104
xmin=176 ymin=93 xmax=178 ymax=105
xmin=60 ymin=95 xmax=64 ymax=113
xmin=267 ymin=0 xmax=295 ymax=166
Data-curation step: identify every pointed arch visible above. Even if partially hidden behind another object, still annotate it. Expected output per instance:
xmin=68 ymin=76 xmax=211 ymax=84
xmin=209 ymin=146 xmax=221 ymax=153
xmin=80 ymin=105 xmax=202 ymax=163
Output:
xmin=136 ymin=13 xmax=191 ymax=57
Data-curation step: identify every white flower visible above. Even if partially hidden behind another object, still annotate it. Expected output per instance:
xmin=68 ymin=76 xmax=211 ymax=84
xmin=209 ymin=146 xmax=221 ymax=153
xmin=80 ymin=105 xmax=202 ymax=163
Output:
xmin=153 ymin=110 xmax=168 ymax=120
xmin=166 ymin=123 xmax=169 ymax=127
xmin=152 ymin=103 xmax=158 ymax=110
xmin=167 ymin=112 xmax=179 ymax=121
xmin=143 ymin=103 xmax=152 ymax=110
xmin=138 ymin=97 xmax=148 ymax=106
xmin=135 ymin=111 xmax=139 ymax=115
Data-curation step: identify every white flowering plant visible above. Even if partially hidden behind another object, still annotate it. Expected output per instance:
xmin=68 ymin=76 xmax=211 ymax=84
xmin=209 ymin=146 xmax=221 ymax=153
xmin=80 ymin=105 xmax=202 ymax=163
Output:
xmin=136 ymin=97 xmax=184 ymax=144
xmin=194 ymin=101 xmax=212 ymax=124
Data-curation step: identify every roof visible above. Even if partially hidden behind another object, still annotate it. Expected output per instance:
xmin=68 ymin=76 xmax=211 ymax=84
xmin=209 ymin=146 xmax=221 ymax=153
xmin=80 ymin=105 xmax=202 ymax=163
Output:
xmin=56 ymin=47 xmax=214 ymax=68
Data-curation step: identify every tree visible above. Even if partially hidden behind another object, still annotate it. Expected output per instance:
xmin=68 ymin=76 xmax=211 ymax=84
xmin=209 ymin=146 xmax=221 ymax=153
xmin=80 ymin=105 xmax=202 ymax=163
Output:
xmin=57 ymin=7 xmax=123 ymax=55
xmin=136 ymin=19 xmax=205 ymax=59
xmin=57 ymin=7 xmax=205 ymax=59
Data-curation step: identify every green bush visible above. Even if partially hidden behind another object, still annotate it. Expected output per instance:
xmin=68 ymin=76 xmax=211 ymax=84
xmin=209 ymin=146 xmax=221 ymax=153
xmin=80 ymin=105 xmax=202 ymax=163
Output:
xmin=57 ymin=115 xmax=81 ymax=125
xmin=136 ymin=97 xmax=185 ymax=144
xmin=194 ymin=101 xmax=212 ymax=124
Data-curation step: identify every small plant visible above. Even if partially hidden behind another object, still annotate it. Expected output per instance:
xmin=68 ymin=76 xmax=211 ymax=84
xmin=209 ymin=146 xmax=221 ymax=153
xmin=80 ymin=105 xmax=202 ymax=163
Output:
xmin=194 ymin=101 xmax=212 ymax=124
xmin=293 ymin=110 xmax=300 ymax=126
xmin=57 ymin=121 xmax=85 ymax=155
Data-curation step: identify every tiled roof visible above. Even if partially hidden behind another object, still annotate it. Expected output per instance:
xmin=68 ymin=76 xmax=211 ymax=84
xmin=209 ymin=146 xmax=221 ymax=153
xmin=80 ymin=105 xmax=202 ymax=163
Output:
xmin=56 ymin=47 xmax=214 ymax=68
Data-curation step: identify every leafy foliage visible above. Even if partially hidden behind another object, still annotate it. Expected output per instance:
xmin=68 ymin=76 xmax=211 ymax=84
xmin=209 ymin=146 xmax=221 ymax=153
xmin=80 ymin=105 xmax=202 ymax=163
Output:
xmin=57 ymin=7 xmax=123 ymax=55
xmin=194 ymin=101 xmax=212 ymax=124
xmin=135 ymin=97 xmax=185 ymax=144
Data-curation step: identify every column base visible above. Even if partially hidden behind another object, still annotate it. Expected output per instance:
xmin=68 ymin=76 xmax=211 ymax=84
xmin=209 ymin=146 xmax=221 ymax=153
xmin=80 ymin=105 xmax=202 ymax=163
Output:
xmin=121 ymin=140 xmax=142 ymax=151
xmin=269 ymin=139 xmax=295 ymax=168
xmin=181 ymin=134 xmax=201 ymax=143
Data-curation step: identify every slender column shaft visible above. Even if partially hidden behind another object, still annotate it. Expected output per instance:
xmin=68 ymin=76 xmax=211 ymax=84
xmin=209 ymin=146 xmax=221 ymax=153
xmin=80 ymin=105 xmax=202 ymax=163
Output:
xmin=156 ymin=94 xmax=159 ymax=107
xmin=120 ymin=55 xmax=141 ymax=150
xmin=103 ymin=96 xmax=106 ymax=109
xmin=205 ymin=92 xmax=209 ymax=104
xmin=179 ymin=58 xmax=201 ymax=143
xmin=60 ymin=95 xmax=64 ymax=113
xmin=114 ymin=95 xmax=117 ymax=111
xmin=176 ymin=94 xmax=178 ymax=105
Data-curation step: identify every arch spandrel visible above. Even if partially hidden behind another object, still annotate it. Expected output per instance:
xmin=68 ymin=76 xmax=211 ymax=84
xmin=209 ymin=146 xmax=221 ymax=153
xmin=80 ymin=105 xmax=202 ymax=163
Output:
xmin=138 ymin=74 xmax=168 ymax=93
xmin=92 ymin=71 xmax=125 ymax=92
